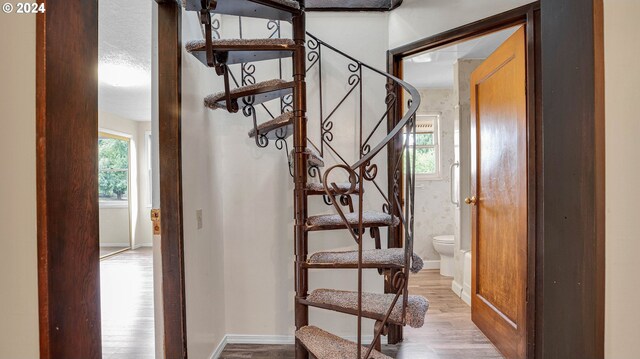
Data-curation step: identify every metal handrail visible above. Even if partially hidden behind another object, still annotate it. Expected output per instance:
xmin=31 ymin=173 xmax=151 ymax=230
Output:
xmin=305 ymin=32 xmax=421 ymax=170
xmin=307 ymin=32 xmax=420 ymax=359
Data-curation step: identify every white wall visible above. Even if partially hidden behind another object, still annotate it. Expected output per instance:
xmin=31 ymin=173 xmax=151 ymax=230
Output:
xmin=181 ymin=11 xmax=228 ymax=359
xmin=0 ymin=9 xmax=39 ymax=359
xmin=388 ymin=0 xmax=535 ymax=49
xmin=99 ymin=208 xmax=131 ymax=247
xmin=604 ymin=0 xmax=640 ymax=357
xmin=452 ymin=59 xmax=482 ymax=299
xmin=207 ymin=11 xmax=391 ymax=341
xmin=99 ymin=112 xmax=154 ymax=249
xmin=412 ymin=89 xmax=457 ymax=265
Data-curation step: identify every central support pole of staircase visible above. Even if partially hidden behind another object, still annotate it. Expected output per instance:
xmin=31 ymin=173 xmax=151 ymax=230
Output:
xmin=292 ymin=1 xmax=309 ymax=358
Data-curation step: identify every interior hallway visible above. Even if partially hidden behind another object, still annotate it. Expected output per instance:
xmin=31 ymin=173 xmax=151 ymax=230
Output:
xmin=101 ymin=248 xmax=155 ymax=359
xmin=219 ymin=270 xmax=501 ymax=358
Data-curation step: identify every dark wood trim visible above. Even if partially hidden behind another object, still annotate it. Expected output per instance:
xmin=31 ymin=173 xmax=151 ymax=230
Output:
xmin=387 ymin=3 xmax=540 ymax=356
xmin=37 ymin=1 xmax=188 ymax=358
xmin=157 ymin=2 xmax=189 ymax=358
xmin=526 ymin=7 xmax=542 ymax=359
xmin=538 ymin=0 xmax=605 ymax=358
xmin=36 ymin=1 xmax=102 ymax=358
xmin=389 ymin=3 xmax=539 ymax=58
xmin=306 ymin=0 xmax=402 ymax=12
xmin=385 ymin=57 xmax=404 ymax=345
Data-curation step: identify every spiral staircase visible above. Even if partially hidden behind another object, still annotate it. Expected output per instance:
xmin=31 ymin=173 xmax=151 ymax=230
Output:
xmin=182 ymin=0 xmax=426 ymax=357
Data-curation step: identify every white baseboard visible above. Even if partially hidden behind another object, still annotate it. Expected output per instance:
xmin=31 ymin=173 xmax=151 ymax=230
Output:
xmin=422 ymin=260 xmax=440 ymax=270
xmin=227 ymin=334 xmax=294 ymax=345
xmin=209 ymin=335 xmax=228 ymax=359
xmin=132 ymin=243 xmax=153 ymax=249
xmin=451 ymin=280 xmax=463 ymax=297
xmin=210 ymin=334 xmax=386 ymax=358
xmin=100 ymin=243 xmax=130 ymax=247
xmin=462 ymin=283 xmax=472 ymax=306
xmin=451 ymin=280 xmax=472 ymax=306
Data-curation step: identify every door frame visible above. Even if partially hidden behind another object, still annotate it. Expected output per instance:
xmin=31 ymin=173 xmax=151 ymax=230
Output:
xmin=387 ymin=4 xmax=539 ymax=353
xmin=36 ymin=0 xmax=188 ymax=358
xmin=387 ymin=1 xmax=605 ymax=358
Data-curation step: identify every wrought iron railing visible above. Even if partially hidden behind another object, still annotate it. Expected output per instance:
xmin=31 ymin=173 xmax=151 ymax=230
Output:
xmin=199 ymin=14 xmax=420 ymax=358
xmin=305 ymin=32 xmax=420 ymax=358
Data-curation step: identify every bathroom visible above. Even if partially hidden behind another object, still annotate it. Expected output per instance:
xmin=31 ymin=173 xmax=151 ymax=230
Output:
xmin=404 ymin=26 xmax=520 ymax=305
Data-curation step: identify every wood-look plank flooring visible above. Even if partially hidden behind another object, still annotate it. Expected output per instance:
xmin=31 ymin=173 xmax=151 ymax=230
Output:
xmin=100 ymin=246 xmax=131 ymax=258
xmin=101 ymin=248 xmax=155 ymax=359
xmin=397 ymin=270 xmax=503 ymax=359
xmin=219 ymin=270 xmax=503 ymax=359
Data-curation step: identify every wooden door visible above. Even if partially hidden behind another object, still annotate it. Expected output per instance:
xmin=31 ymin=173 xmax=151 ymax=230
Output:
xmin=469 ymin=26 xmax=527 ymax=359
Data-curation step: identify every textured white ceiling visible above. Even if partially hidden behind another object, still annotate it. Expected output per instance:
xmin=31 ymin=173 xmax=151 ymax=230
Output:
xmin=403 ymin=26 xmax=519 ymax=89
xmin=99 ymin=0 xmax=152 ymax=121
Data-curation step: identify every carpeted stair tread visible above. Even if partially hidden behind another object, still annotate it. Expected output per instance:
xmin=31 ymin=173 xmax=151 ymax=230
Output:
xmin=305 ymin=147 xmax=324 ymax=167
xmin=307 ymin=289 xmax=428 ymax=328
xmin=291 ymin=147 xmax=324 ymax=168
xmin=307 ymin=211 xmax=399 ymax=230
xmin=186 ymin=38 xmax=295 ymax=53
xmin=263 ymin=0 xmax=300 ymax=9
xmin=306 ymin=182 xmax=360 ymax=194
xmin=308 ymin=248 xmax=424 ymax=273
xmin=296 ymin=326 xmax=391 ymax=359
xmin=248 ymin=111 xmax=294 ymax=138
xmin=205 ymin=79 xmax=291 ymax=110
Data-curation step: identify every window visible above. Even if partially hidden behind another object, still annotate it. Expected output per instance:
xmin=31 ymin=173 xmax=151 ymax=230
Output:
xmin=405 ymin=113 xmax=441 ymax=179
xmin=98 ymin=132 xmax=130 ymax=207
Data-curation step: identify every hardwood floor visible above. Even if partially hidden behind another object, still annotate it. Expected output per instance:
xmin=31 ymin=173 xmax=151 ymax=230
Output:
xmin=97 ymin=251 xmax=500 ymax=358
xmin=100 ymin=248 xmax=155 ymax=359
xmin=219 ymin=270 xmax=503 ymax=359
xmin=100 ymin=246 xmax=131 ymax=258
xmin=397 ymin=270 xmax=503 ymax=359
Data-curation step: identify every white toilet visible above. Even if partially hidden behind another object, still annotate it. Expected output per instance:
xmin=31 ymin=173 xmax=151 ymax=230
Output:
xmin=433 ymin=235 xmax=455 ymax=277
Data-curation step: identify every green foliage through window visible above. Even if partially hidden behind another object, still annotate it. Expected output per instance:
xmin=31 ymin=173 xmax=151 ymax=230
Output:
xmin=99 ymin=136 xmax=129 ymax=201
xmin=404 ymin=132 xmax=438 ymax=176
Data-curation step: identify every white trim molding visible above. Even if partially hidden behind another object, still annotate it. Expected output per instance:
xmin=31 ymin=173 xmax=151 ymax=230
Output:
xmin=451 ymin=280 xmax=472 ymax=306
xmin=422 ymin=260 xmax=441 ymax=270
xmin=462 ymin=282 xmax=472 ymax=306
xmin=210 ymin=334 xmax=386 ymax=359
xmin=209 ymin=335 xmax=228 ymax=359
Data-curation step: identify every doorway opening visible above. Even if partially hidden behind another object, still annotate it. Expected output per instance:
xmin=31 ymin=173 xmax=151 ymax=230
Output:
xmin=98 ymin=132 xmax=133 ymax=259
xmin=98 ymin=0 xmax=156 ymax=358
xmin=397 ymin=24 xmax=524 ymax=359
xmin=387 ymin=3 xmax=542 ymax=357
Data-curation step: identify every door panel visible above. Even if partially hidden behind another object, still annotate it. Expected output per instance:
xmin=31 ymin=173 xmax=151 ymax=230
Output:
xmin=470 ymin=26 xmax=527 ymax=359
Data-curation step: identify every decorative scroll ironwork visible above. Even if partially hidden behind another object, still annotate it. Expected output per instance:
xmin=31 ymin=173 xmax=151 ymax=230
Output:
xmin=211 ymin=16 xmax=221 ymax=39
xmin=281 ymin=94 xmax=293 ymax=113
xmin=267 ymin=19 xmax=281 ymax=39
xmin=198 ymin=13 xmax=221 ymax=39
xmin=305 ymin=32 xmax=420 ymax=359
xmin=306 ymin=37 xmax=321 ymax=71
xmin=200 ymin=13 xmax=420 ymax=354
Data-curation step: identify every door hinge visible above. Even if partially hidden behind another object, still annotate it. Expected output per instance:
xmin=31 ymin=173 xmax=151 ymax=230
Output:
xmin=151 ymin=208 xmax=161 ymax=235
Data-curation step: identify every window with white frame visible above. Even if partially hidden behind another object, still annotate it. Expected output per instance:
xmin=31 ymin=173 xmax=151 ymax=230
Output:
xmin=405 ymin=113 xmax=441 ymax=179
xmin=98 ymin=132 xmax=130 ymax=207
